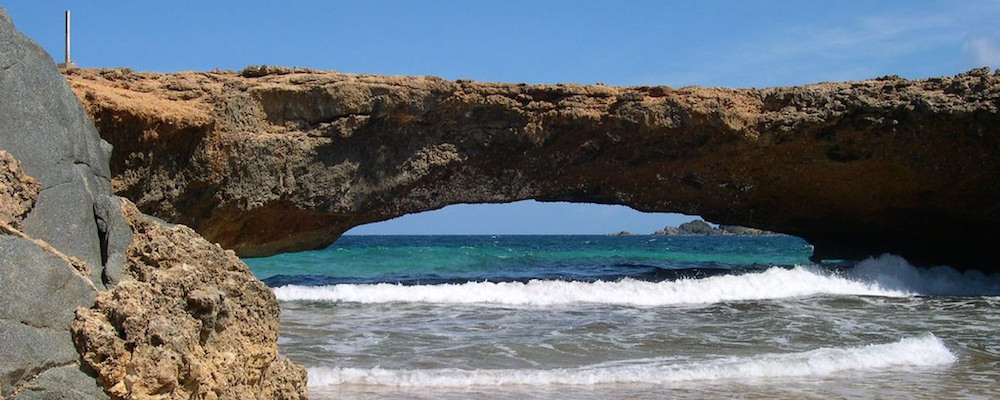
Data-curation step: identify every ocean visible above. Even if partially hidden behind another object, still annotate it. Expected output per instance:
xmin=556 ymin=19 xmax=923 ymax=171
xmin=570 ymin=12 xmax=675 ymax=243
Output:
xmin=245 ymin=235 xmax=1000 ymax=399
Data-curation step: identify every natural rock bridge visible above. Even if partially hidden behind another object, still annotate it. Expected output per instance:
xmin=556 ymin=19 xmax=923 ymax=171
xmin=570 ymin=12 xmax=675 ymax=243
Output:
xmin=66 ymin=67 xmax=1000 ymax=271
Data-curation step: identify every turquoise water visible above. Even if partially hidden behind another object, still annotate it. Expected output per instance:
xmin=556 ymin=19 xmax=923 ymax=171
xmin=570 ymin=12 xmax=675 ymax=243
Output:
xmin=247 ymin=235 xmax=814 ymax=284
xmin=246 ymin=235 xmax=1000 ymax=400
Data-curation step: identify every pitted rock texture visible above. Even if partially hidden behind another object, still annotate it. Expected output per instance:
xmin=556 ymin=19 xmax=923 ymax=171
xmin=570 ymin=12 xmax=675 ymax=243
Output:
xmin=66 ymin=66 xmax=1000 ymax=270
xmin=72 ymin=200 xmax=306 ymax=400
xmin=0 ymin=150 xmax=39 ymax=230
xmin=2 ymin=7 xmax=306 ymax=399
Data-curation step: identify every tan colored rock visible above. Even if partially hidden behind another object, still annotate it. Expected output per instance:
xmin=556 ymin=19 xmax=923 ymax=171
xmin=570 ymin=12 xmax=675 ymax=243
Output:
xmin=0 ymin=150 xmax=40 ymax=230
xmin=66 ymin=67 xmax=1000 ymax=270
xmin=72 ymin=199 xmax=307 ymax=400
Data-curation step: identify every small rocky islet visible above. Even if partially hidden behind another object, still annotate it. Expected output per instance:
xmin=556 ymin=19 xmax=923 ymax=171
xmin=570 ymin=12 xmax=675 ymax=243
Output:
xmin=653 ymin=219 xmax=779 ymax=236
xmin=610 ymin=219 xmax=779 ymax=236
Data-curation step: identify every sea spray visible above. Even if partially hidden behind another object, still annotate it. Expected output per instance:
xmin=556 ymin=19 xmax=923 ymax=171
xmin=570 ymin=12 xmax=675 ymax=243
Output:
xmin=846 ymin=254 xmax=1000 ymax=296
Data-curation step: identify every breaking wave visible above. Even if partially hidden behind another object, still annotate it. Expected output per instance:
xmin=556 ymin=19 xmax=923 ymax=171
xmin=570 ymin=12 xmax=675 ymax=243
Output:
xmin=273 ymin=266 xmax=898 ymax=305
xmin=272 ymin=254 xmax=1000 ymax=305
xmin=308 ymin=334 xmax=955 ymax=388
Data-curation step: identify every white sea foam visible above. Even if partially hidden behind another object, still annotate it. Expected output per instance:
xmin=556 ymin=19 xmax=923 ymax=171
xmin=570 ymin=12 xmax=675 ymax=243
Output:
xmin=308 ymin=334 xmax=955 ymax=388
xmin=274 ymin=254 xmax=1000 ymax=305
xmin=273 ymin=265 xmax=908 ymax=305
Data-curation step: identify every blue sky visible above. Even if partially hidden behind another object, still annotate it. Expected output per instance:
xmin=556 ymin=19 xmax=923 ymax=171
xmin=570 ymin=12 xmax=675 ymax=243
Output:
xmin=5 ymin=1 xmax=999 ymax=234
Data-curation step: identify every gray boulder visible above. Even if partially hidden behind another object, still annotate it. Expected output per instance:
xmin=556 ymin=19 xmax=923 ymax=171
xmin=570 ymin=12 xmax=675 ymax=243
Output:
xmin=0 ymin=236 xmax=97 ymax=329
xmin=0 ymin=6 xmax=123 ymax=399
xmin=11 ymin=366 xmax=107 ymax=400
xmin=0 ymin=320 xmax=82 ymax=398
xmin=0 ymin=7 xmax=113 ymax=284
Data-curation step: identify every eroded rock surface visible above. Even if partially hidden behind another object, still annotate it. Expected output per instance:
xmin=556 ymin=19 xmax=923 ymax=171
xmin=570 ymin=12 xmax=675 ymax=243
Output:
xmin=72 ymin=199 xmax=306 ymax=400
xmin=1 ymin=8 xmax=306 ymax=399
xmin=67 ymin=66 xmax=1000 ymax=270
xmin=0 ymin=151 xmax=40 ymax=230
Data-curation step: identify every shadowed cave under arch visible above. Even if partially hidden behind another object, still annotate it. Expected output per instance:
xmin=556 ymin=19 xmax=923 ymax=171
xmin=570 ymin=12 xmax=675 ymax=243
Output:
xmin=65 ymin=67 xmax=1000 ymax=271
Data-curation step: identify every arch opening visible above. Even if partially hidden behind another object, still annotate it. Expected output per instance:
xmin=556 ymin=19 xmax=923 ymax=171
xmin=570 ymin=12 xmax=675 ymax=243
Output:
xmin=344 ymin=200 xmax=700 ymax=236
xmin=243 ymin=200 xmax=813 ymax=282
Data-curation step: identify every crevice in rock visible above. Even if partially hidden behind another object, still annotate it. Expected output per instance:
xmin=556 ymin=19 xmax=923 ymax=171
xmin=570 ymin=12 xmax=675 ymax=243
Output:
xmin=6 ymin=360 xmax=82 ymax=398
xmin=0 ymin=41 xmax=16 ymax=71
xmin=0 ymin=317 xmax=71 ymax=332
xmin=34 ymin=174 xmax=74 ymax=192
xmin=9 ymin=360 xmax=97 ymax=398
xmin=94 ymin=207 xmax=110 ymax=268
xmin=74 ymin=160 xmax=105 ymax=179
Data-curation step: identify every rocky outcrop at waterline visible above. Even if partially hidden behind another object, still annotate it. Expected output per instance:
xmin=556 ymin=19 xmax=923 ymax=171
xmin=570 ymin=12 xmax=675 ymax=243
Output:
xmin=65 ymin=65 xmax=1000 ymax=270
xmin=72 ymin=200 xmax=306 ymax=399
xmin=654 ymin=219 xmax=778 ymax=236
xmin=0 ymin=8 xmax=306 ymax=399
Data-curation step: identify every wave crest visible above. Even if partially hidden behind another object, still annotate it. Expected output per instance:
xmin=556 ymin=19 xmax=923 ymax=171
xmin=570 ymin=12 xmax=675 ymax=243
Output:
xmin=308 ymin=334 xmax=955 ymax=388
xmin=273 ymin=255 xmax=1000 ymax=305
xmin=273 ymin=265 xmax=902 ymax=305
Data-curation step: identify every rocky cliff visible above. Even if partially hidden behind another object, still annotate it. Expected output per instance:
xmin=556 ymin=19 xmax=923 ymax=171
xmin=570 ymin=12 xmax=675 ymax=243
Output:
xmin=0 ymin=9 xmax=305 ymax=399
xmin=64 ymin=65 xmax=1000 ymax=271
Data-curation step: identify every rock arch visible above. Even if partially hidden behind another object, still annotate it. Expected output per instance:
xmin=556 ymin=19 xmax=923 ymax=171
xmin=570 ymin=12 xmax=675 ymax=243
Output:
xmin=66 ymin=67 xmax=1000 ymax=271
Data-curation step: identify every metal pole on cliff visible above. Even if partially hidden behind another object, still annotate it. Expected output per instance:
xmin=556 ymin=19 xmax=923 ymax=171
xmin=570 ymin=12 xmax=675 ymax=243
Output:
xmin=65 ymin=11 xmax=70 ymax=64
xmin=62 ymin=10 xmax=75 ymax=69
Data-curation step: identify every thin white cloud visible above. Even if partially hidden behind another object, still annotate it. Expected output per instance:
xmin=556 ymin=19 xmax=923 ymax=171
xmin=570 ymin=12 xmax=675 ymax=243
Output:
xmin=734 ymin=8 xmax=969 ymax=77
xmin=751 ymin=13 xmax=954 ymax=63
xmin=652 ymin=1 xmax=1000 ymax=87
xmin=964 ymin=30 xmax=1000 ymax=67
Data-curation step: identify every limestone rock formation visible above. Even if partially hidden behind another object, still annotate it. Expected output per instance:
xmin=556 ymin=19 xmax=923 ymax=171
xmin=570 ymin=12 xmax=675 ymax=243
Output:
xmin=0 ymin=151 xmax=40 ymax=230
xmin=72 ymin=199 xmax=306 ymax=400
xmin=1 ymin=8 xmax=305 ymax=399
xmin=66 ymin=65 xmax=1000 ymax=270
